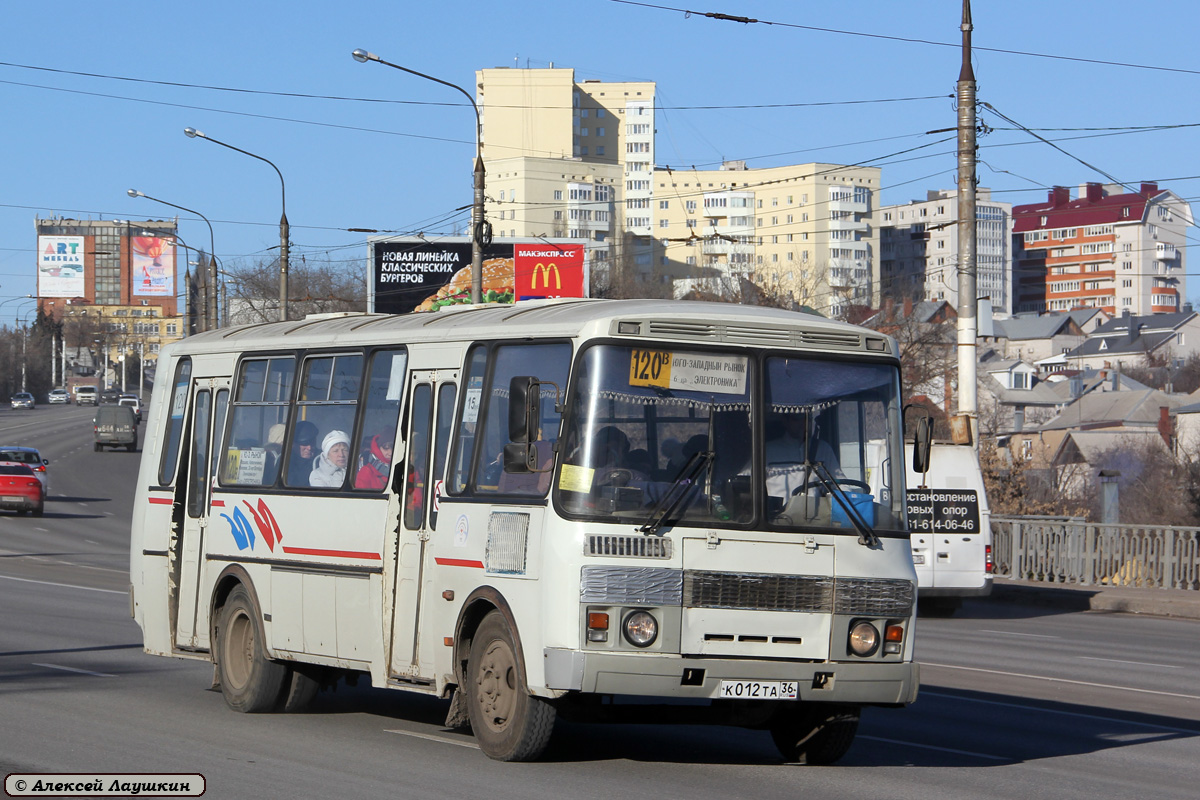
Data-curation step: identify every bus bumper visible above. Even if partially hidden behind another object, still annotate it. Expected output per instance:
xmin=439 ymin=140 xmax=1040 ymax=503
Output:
xmin=543 ymin=648 xmax=919 ymax=706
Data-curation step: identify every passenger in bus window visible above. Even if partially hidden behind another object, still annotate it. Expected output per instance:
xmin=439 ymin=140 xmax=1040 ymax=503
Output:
xmin=763 ymin=412 xmax=844 ymax=499
xmin=355 ymin=432 xmax=395 ymax=490
xmin=264 ymin=423 xmax=286 ymax=484
xmin=288 ymin=421 xmax=318 ymax=486
xmin=310 ymin=429 xmax=350 ymax=488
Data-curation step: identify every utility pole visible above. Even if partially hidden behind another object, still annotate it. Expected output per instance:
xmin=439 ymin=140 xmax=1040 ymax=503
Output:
xmin=954 ymin=0 xmax=978 ymax=447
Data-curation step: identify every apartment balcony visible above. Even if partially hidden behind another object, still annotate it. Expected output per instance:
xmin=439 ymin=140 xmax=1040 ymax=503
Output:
xmin=827 ymin=198 xmax=868 ymax=214
xmin=1155 ymin=242 xmax=1178 ymax=261
xmin=828 ymin=215 xmax=868 ymax=232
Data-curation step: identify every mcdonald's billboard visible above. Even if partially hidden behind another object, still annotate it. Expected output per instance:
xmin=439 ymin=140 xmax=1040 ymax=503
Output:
xmin=513 ymin=243 xmax=585 ymax=301
xmin=368 ymin=237 xmax=587 ymax=314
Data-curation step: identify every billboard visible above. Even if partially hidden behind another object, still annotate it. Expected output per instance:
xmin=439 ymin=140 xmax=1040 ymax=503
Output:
xmin=370 ymin=237 xmax=587 ymax=315
xmin=132 ymin=236 xmax=175 ymax=297
xmin=37 ymin=236 xmax=85 ymax=298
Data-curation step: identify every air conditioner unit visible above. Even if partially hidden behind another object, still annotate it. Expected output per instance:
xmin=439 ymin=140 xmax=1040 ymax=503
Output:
xmin=141 ymin=300 xmax=149 ymax=306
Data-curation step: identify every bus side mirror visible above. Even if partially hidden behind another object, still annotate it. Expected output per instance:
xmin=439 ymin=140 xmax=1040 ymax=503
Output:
xmin=508 ymin=376 xmax=539 ymax=444
xmin=503 ymin=442 xmax=537 ymax=474
xmin=912 ymin=415 xmax=933 ymax=475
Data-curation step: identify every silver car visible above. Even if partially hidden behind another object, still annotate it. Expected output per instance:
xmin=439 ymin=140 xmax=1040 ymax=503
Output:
xmin=10 ymin=393 xmax=35 ymax=410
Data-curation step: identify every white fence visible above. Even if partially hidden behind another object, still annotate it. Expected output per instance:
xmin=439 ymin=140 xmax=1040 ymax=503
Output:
xmin=991 ymin=517 xmax=1200 ymax=590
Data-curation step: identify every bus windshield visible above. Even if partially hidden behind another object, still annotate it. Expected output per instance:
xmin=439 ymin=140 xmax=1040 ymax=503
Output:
xmin=555 ymin=344 xmax=905 ymax=534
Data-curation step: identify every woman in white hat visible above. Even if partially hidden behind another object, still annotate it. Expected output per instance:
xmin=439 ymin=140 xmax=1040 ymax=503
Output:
xmin=310 ymin=429 xmax=350 ymax=488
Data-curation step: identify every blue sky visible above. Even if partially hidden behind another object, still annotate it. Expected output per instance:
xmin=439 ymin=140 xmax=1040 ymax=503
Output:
xmin=3 ymin=0 xmax=1199 ymax=314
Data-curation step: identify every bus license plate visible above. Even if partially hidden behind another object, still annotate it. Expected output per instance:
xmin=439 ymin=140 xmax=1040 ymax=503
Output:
xmin=715 ymin=680 xmax=798 ymax=700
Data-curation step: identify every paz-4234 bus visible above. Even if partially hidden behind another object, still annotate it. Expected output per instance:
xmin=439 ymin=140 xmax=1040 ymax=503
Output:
xmin=130 ymin=299 xmax=925 ymax=763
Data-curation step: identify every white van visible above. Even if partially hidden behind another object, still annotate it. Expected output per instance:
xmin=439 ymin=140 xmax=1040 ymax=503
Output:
xmin=75 ymin=386 xmax=98 ymax=406
xmin=906 ymin=442 xmax=993 ymax=615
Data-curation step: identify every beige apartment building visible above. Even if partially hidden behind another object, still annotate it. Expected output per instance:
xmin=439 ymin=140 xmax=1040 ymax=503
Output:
xmin=478 ymin=67 xmax=657 ymax=288
xmin=477 ymin=67 xmax=879 ymax=315
xmin=654 ymin=162 xmax=880 ymax=316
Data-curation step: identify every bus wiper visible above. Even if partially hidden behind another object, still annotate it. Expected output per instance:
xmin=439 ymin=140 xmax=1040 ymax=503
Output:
xmin=809 ymin=461 xmax=880 ymax=548
xmin=639 ymin=449 xmax=714 ymax=536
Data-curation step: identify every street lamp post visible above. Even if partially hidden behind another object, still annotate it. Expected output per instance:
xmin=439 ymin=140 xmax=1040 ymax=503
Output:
xmin=352 ymin=48 xmax=488 ymax=304
xmin=183 ymin=128 xmax=290 ymax=322
xmin=127 ymin=190 xmax=218 ymax=332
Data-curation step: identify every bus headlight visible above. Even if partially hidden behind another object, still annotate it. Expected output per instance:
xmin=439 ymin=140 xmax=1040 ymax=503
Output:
xmin=848 ymin=621 xmax=880 ymax=657
xmin=622 ymin=611 xmax=658 ymax=647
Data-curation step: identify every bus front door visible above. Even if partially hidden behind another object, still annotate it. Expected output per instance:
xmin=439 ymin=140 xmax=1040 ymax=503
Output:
xmin=173 ymin=378 xmax=229 ymax=650
xmin=388 ymin=370 xmax=457 ymax=681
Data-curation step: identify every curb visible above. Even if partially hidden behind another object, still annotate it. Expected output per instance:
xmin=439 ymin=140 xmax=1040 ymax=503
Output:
xmin=988 ymin=579 xmax=1200 ymax=620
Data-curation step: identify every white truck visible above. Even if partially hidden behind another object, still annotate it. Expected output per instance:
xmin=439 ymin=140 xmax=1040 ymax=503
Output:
xmin=906 ymin=442 xmax=993 ymax=616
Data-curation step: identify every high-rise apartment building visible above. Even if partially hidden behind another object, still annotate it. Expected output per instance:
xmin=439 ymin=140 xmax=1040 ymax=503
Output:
xmin=1012 ymin=183 xmax=1192 ymax=315
xmin=880 ymin=188 xmax=1013 ymax=314
xmin=654 ymin=162 xmax=880 ymax=317
xmin=478 ymin=67 xmax=656 ymax=287
xmin=477 ymin=67 xmax=880 ymax=315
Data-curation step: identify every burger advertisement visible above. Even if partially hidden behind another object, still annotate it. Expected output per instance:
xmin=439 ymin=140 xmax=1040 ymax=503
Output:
xmin=369 ymin=237 xmax=587 ymax=315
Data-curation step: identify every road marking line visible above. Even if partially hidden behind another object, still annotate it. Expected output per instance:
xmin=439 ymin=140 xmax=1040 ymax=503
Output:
xmin=384 ymin=729 xmax=479 ymax=749
xmin=33 ymin=662 xmax=117 ymax=678
xmin=0 ymin=574 xmax=125 ymax=594
xmin=978 ymin=629 xmax=1060 ymax=639
xmin=857 ymin=735 xmax=1006 ymax=761
xmin=921 ymin=689 xmax=1200 ymax=735
xmin=34 ymin=528 xmax=48 ymax=532
xmin=922 ymin=662 xmax=1200 ymax=700
xmin=1079 ymin=656 xmax=1181 ymax=669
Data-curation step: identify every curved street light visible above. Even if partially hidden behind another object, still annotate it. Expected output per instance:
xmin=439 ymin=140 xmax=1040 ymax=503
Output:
xmin=184 ymin=128 xmax=290 ymax=322
xmin=352 ymin=48 xmax=487 ymax=304
xmin=128 ymin=189 xmax=219 ymax=331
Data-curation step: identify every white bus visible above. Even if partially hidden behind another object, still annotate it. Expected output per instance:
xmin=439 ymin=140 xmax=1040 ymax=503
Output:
xmin=130 ymin=299 xmax=921 ymax=763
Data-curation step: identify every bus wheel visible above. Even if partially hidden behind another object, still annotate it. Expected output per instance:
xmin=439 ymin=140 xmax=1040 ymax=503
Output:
xmin=466 ymin=611 xmax=556 ymax=761
xmin=217 ymin=584 xmax=287 ymax=713
xmin=769 ymin=705 xmax=860 ymax=765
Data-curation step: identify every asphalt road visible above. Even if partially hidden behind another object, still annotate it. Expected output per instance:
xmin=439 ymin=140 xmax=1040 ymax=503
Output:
xmin=1 ymin=403 xmax=1198 ymax=800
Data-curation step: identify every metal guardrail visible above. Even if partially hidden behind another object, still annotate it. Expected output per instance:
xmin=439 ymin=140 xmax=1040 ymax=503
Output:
xmin=991 ymin=516 xmax=1200 ymax=590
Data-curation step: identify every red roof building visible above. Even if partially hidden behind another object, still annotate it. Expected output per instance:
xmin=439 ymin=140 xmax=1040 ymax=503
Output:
xmin=1012 ymin=182 xmax=1192 ymax=316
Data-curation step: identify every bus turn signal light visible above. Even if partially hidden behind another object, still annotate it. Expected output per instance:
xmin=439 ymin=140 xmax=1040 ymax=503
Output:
xmin=587 ymin=611 xmax=609 ymax=642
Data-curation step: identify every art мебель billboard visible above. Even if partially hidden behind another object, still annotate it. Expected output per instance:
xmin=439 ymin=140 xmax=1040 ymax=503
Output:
xmin=37 ymin=235 xmax=86 ymax=298
xmin=369 ymin=237 xmax=587 ymax=315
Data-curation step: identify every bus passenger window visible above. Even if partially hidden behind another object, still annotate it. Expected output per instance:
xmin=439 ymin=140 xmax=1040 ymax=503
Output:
xmin=221 ymin=357 xmax=294 ymax=487
xmin=158 ymin=357 xmax=192 ymax=486
xmin=449 ymin=346 xmax=487 ymax=494
xmin=352 ymin=349 xmax=407 ymax=491
xmin=288 ymin=353 xmax=364 ymax=490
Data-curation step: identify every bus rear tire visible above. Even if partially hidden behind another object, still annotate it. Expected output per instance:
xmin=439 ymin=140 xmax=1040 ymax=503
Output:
xmin=769 ymin=705 xmax=860 ymax=765
xmin=466 ymin=611 xmax=555 ymax=761
xmin=217 ymin=584 xmax=287 ymax=713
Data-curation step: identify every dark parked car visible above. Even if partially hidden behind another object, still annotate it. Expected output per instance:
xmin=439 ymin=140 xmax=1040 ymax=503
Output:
xmin=94 ymin=405 xmax=138 ymax=452
xmin=0 ymin=461 xmax=45 ymax=516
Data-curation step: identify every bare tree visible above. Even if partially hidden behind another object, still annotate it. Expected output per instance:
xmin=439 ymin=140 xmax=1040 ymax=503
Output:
xmin=225 ymin=255 xmax=366 ymax=324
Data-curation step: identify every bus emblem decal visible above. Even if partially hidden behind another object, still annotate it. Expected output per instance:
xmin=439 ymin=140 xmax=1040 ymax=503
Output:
xmin=243 ymin=499 xmax=283 ymax=551
xmin=222 ymin=507 xmax=256 ymax=551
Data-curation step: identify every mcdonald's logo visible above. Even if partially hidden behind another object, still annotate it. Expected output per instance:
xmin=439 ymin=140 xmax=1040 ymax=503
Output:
xmin=530 ymin=261 xmax=562 ymax=291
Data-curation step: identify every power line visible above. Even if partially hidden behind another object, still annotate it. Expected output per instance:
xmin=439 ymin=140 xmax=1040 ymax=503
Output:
xmin=609 ymin=1 xmax=1200 ymax=77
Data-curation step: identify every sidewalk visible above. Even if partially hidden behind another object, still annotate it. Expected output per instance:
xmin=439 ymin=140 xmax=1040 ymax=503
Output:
xmin=989 ymin=577 xmax=1200 ymax=620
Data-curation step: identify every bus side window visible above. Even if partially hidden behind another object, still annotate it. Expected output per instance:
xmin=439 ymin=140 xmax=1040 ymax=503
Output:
xmin=222 ymin=357 xmax=295 ymax=487
xmin=473 ymin=342 xmax=571 ymax=496
xmin=428 ymin=383 xmax=457 ymax=529
xmin=352 ymin=349 xmax=407 ymax=491
xmin=289 ymin=353 xmax=363 ymax=490
xmin=404 ymin=384 xmax=434 ymax=529
xmin=448 ymin=345 xmax=487 ymax=494
xmin=158 ymin=357 xmax=192 ymax=486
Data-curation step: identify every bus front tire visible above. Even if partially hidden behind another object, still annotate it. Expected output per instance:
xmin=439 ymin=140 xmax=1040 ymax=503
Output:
xmin=216 ymin=584 xmax=288 ymax=713
xmin=769 ymin=705 xmax=860 ymax=765
xmin=466 ymin=611 xmax=555 ymax=761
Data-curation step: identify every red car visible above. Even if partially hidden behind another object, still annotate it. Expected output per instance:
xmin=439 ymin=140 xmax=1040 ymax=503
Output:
xmin=0 ymin=461 xmax=45 ymax=516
